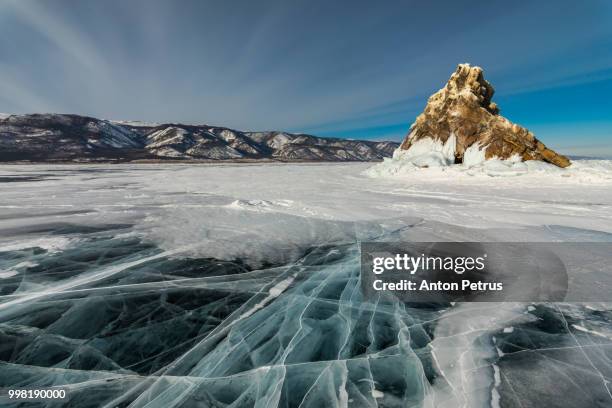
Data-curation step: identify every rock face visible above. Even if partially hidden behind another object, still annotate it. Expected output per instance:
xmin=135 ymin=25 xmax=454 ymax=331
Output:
xmin=0 ymin=113 xmax=398 ymax=162
xmin=399 ymin=64 xmax=570 ymax=168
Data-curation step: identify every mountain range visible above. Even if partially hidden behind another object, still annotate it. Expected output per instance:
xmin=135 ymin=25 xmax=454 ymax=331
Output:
xmin=0 ymin=113 xmax=397 ymax=162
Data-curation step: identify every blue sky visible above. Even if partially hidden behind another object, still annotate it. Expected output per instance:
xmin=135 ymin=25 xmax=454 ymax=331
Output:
xmin=0 ymin=0 xmax=611 ymax=156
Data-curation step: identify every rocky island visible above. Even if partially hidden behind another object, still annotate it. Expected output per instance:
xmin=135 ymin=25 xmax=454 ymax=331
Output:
xmin=398 ymin=64 xmax=570 ymax=168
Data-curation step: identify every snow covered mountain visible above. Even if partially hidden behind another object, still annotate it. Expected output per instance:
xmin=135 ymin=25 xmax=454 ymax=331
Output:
xmin=0 ymin=113 xmax=397 ymax=162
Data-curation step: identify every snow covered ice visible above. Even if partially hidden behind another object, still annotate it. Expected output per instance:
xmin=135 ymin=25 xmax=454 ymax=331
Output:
xmin=0 ymin=162 xmax=611 ymax=407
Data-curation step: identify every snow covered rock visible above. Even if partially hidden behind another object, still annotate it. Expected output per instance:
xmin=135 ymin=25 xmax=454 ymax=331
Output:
xmin=399 ymin=64 xmax=571 ymax=168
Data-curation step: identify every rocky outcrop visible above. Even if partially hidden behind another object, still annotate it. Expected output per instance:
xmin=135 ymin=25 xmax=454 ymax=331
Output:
xmin=399 ymin=64 xmax=570 ymax=168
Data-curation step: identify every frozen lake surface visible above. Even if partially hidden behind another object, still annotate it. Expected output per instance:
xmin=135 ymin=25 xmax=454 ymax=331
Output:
xmin=0 ymin=162 xmax=611 ymax=407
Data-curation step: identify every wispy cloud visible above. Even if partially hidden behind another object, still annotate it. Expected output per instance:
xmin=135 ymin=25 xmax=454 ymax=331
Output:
xmin=0 ymin=63 xmax=53 ymax=112
xmin=0 ymin=0 xmax=610 ymax=148
xmin=7 ymin=0 xmax=111 ymax=78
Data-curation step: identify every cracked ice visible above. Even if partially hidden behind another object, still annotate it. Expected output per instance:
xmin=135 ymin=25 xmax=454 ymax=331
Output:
xmin=0 ymin=162 xmax=611 ymax=407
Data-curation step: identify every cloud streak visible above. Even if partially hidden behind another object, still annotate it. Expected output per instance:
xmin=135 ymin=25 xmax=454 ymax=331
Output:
xmin=0 ymin=0 xmax=610 ymax=155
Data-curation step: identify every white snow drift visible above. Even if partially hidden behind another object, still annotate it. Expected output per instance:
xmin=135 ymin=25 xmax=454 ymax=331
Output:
xmin=368 ymin=137 xmax=612 ymax=181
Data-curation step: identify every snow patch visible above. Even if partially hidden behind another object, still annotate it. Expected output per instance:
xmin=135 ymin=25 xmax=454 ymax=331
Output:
xmin=111 ymin=120 xmax=160 ymax=127
xmin=572 ymin=324 xmax=610 ymax=339
xmin=268 ymin=133 xmax=291 ymax=149
xmin=0 ymin=261 xmax=37 ymax=279
xmin=150 ymin=146 xmax=184 ymax=158
xmin=371 ymin=389 xmax=384 ymax=399
xmin=268 ymin=275 xmax=295 ymax=297
xmin=146 ymin=127 xmax=189 ymax=148
xmin=392 ymin=133 xmax=457 ymax=167
xmin=237 ymin=275 xmax=295 ymax=321
xmin=367 ymin=156 xmax=612 ymax=183
xmin=0 ymin=237 xmax=76 ymax=253
xmin=463 ymin=142 xmax=487 ymax=167
xmin=0 ymin=270 xmax=19 ymax=279
xmin=13 ymin=261 xmax=38 ymax=269
xmin=86 ymin=120 xmax=141 ymax=148
xmin=192 ymin=145 xmax=243 ymax=159
xmin=226 ymin=199 xmax=294 ymax=213
xmin=491 ymin=363 xmax=501 ymax=408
